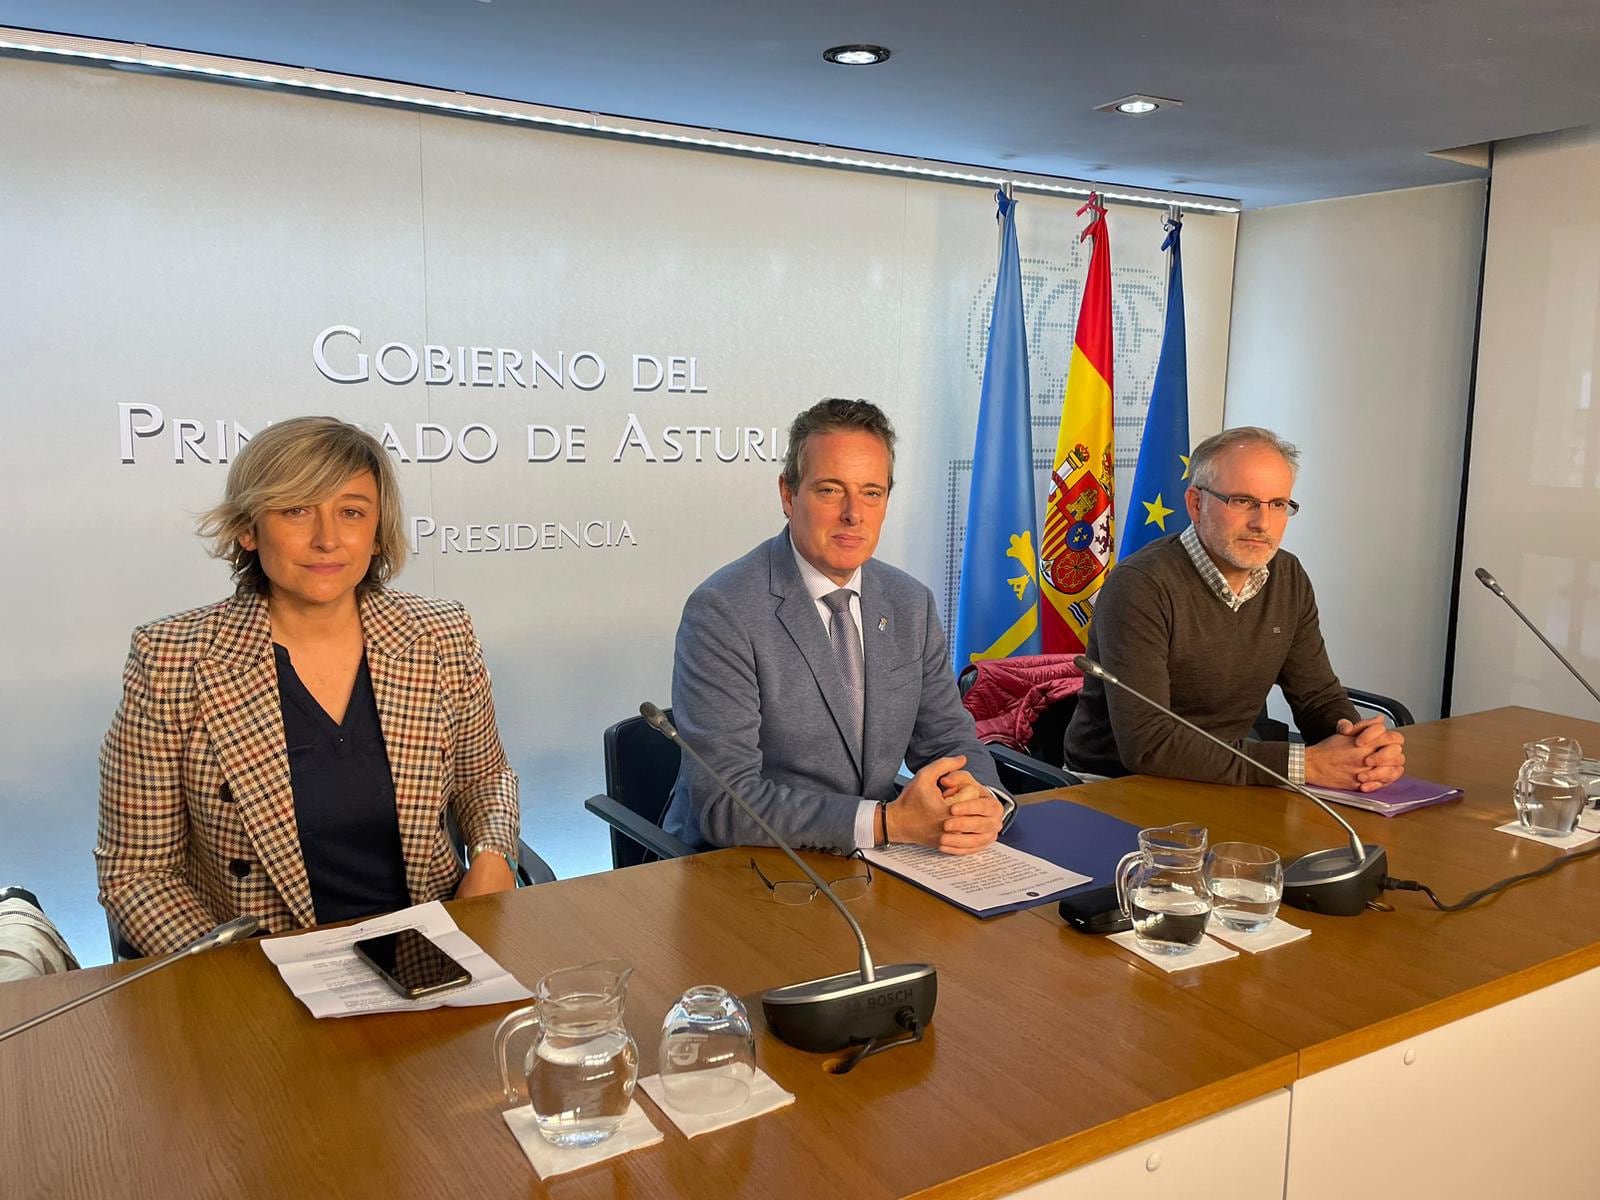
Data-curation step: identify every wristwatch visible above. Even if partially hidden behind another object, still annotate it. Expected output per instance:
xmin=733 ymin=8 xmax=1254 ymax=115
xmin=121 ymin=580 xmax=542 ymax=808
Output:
xmin=468 ymin=842 xmax=519 ymax=881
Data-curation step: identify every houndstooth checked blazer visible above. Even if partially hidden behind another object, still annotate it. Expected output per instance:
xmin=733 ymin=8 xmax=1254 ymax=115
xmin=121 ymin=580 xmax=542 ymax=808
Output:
xmin=95 ymin=588 xmax=521 ymax=956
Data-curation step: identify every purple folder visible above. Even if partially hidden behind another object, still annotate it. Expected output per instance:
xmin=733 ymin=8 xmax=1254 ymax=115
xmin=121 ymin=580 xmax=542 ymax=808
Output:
xmin=1306 ymin=776 xmax=1463 ymax=817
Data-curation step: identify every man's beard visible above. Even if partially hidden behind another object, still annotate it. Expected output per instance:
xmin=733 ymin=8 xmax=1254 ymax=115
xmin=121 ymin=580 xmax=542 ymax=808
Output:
xmin=1212 ymin=533 xmax=1279 ymax=573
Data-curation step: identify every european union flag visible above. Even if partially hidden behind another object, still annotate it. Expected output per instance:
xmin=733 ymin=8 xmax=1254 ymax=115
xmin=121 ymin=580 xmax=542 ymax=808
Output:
xmin=1121 ymin=215 xmax=1192 ymax=557
xmin=954 ymin=191 xmax=1042 ymax=667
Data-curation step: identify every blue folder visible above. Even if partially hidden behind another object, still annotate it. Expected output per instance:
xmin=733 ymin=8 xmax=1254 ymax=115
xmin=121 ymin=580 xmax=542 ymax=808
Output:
xmin=872 ymin=797 xmax=1142 ymax=919
xmin=983 ymin=798 xmax=1143 ymax=917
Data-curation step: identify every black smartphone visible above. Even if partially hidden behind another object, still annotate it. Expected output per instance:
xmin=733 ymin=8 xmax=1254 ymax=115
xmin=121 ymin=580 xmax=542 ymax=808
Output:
xmin=352 ymin=928 xmax=473 ymax=999
xmin=1058 ymin=885 xmax=1133 ymax=935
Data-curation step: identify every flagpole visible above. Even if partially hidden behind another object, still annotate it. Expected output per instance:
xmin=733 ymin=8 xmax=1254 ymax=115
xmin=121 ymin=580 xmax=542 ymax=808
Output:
xmin=998 ymin=180 xmax=1014 ymax=259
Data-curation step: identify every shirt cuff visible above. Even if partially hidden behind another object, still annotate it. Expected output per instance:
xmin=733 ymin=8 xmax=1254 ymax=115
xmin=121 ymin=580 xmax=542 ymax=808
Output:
xmin=1287 ymin=741 xmax=1306 ymax=787
xmin=853 ymin=799 xmax=879 ymax=850
xmin=985 ymin=786 xmax=1017 ymax=833
xmin=858 ymin=788 xmax=1013 ymax=849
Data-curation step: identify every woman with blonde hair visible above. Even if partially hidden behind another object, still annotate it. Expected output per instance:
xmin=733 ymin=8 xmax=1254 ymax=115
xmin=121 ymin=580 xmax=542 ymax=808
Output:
xmin=96 ymin=417 xmax=523 ymax=956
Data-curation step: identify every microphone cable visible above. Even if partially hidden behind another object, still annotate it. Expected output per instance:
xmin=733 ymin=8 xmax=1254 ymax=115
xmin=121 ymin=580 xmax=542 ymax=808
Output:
xmin=1381 ymin=838 xmax=1600 ymax=912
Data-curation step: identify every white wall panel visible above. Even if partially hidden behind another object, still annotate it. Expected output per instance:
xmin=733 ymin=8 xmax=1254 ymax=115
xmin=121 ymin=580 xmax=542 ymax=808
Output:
xmin=1226 ymin=181 xmax=1486 ymax=722
xmin=0 ymin=55 xmax=1237 ymax=962
xmin=1453 ymin=126 xmax=1600 ymax=722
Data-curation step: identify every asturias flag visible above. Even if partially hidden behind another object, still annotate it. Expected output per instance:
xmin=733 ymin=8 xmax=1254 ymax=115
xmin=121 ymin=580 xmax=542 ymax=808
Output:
xmin=1039 ymin=194 xmax=1115 ymax=654
xmin=955 ymin=190 xmax=1042 ymax=666
xmin=1121 ymin=214 xmax=1192 ymax=557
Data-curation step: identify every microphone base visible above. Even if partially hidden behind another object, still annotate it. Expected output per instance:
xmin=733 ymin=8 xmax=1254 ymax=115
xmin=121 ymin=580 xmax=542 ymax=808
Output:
xmin=1282 ymin=845 xmax=1388 ymax=916
xmin=761 ymin=962 xmax=937 ymax=1053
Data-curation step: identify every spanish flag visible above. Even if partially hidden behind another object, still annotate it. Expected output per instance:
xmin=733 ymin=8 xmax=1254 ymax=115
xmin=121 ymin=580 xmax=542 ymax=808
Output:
xmin=1039 ymin=194 xmax=1115 ymax=654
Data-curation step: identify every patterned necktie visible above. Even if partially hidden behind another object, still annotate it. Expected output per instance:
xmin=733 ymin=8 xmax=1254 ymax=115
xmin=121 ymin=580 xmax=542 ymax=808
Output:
xmin=822 ymin=588 xmax=865 ymax=750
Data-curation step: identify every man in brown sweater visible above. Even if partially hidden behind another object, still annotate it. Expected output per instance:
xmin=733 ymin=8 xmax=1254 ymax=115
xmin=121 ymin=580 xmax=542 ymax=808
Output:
xmin=1064 ymin=427 xmax=1406 ymax=791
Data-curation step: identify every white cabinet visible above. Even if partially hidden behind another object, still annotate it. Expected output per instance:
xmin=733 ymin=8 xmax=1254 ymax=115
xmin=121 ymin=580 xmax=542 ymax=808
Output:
xmin=1006 ymin=1089 xmax=1290 ymax=1199
xmin=1285 ymin=965 xmax=1600 ymax=1199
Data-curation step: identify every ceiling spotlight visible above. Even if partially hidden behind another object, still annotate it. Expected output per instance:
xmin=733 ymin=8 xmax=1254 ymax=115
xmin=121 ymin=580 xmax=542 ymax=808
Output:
xmin=1096 ymin=93 xmax=1183 ymax=116
xmin=823 ymin=45 xmax=891 ymax=66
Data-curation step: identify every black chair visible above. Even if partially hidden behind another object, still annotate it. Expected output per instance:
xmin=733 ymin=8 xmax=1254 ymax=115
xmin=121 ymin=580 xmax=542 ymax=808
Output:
xmin=1253 ymin=686 xmax=1415 ymax=743
xmin=106 ymin=908 xmax=144 ymax=963
xmin=584 ymin=711 xmax=696 ymax=868
xmin=894 ymin=745 xmax=1082 ymax=799
xmin=986 ymin=744 xmax=1083 ymax=793
xmin=955 ymin=664 xmax=1084 ymax=787
xmin=107 ymin=818 xmax=555 ymax=962
xmin=443 ymin=810 xmax=557 ymax=887
xmin=1347 ymin=688 xmax=1415 ymax=728
xmin=1022 ymin=694 xmax=1080 ymax=768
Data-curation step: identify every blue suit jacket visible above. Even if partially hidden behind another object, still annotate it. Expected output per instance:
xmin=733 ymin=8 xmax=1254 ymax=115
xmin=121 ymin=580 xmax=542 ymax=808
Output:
xmin=663 ymin=529 xmax=1001 ymax=852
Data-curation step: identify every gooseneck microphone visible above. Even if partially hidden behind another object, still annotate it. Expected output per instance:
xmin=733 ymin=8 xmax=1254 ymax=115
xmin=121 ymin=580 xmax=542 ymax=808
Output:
xmin=1074 ymin=656 xmax=1388 ymax=916
xmin=1475 ymin=567 xmax=1600 ymax=706
xmin=639 ymin=702 xmax=935 ymax=1068
xmin=0 ymin=915 xmax=260 ymax=1046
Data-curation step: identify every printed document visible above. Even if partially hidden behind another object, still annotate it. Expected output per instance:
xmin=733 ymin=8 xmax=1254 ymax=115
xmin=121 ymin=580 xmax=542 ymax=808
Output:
xmin=261 ymin=900 xmax=533 ymax=1018
xmin=861 ymin=841 xmax=1090 ymax=915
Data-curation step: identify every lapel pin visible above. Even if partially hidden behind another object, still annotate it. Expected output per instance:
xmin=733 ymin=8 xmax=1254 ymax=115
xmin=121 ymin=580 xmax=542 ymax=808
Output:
xmin=878 ymin=617 xmax=888 ymax=632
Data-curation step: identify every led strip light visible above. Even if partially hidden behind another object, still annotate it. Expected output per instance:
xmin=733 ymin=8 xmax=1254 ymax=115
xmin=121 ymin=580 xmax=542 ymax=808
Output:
xmin=0 ymin=26 xmax=1241 ymax=214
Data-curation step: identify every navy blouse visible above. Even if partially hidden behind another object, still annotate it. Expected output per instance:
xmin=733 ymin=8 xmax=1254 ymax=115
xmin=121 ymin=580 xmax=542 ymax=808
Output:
xmin=273 ymin=643 xmax=411 ymax=924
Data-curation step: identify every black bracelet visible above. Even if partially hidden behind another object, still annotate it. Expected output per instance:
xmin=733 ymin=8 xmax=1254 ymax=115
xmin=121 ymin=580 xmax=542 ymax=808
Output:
xmin=877 ymin=798 xmax=889 ymax=846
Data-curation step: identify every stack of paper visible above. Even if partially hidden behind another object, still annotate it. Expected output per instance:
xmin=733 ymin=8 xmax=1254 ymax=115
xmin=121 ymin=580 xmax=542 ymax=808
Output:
xmin=260 ymin=900 xmax=533 ymax=1018
xmin=860 ymin=798 xmax=1138 ymax=917
xmin=1306 ymin=776 xmax=1462 ymax=816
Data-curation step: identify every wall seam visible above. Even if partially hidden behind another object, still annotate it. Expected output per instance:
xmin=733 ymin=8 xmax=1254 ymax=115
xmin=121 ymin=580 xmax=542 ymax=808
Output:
xmin=1439 ymin=155 xmax=1495 ymax=717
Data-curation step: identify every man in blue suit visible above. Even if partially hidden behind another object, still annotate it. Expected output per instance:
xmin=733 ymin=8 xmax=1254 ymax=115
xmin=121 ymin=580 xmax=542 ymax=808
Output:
xmin=663 ymin=398 xmax=1008 ymax=854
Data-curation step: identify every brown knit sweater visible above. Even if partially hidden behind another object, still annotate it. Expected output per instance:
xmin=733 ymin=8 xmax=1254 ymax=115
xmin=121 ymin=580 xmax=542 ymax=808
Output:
xmin=1063 ymin=534 xmax=1357 ymax=784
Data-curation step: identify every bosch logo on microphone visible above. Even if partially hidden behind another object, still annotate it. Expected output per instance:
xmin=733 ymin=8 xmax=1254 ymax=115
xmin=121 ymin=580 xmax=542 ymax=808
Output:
xmin=866 ymin=987 xmax=913 ymax=1010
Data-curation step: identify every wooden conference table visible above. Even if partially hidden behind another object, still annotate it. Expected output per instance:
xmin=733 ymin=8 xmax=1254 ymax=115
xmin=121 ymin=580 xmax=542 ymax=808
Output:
xmin=4 ymin=706 xmax=1599 ymax=1199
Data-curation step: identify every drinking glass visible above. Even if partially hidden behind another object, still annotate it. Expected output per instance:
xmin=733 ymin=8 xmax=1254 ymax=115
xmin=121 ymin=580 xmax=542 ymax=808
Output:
xmin=658 ymin=985 xmax=756 ymax=1115
xmin=1205 ymin=842 xmax=1283 ymax=933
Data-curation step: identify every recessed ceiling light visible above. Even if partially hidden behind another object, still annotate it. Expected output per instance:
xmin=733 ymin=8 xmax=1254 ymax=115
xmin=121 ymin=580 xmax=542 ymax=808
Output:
xmin=0 ymin=30 xmax=1242 ymax=212
xmin=1096 ymin=93 xmax=1183 ymax=116
xmin=823 ymin=44 xmax=891 ymax=66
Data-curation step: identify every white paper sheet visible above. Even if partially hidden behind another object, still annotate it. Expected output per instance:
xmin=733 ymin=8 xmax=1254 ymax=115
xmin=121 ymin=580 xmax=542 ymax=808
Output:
xmin=860 ymin=841 xmax=1089 ymax=913
xmin=1493 ymin=821 xmax=1600 ymax=850
xmin=1107 ymin=930 xmax=1238 ymax=973
xmin=503 ymin=1099 xmax=663 ymax=1178
xmin=637 ymin=1068 xmax=795 ymax=1138
xmin=1205 ymin=916 xmax=1311 ymax=954
xmin=260 ymin=900 xmax=533 ymax=1018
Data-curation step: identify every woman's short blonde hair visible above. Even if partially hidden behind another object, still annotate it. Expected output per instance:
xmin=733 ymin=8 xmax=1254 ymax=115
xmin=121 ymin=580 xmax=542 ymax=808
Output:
xmin=198 ymin=416 xmax=407 ymax=596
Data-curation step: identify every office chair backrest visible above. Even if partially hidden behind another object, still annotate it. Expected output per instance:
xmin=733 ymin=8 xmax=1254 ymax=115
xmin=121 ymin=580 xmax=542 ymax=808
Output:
xmin=960 ymin=655 xmax=1084 ymax=769
xmin=1346 ymin=688 xmax=1416 ymax=728
xmin=1027 ymin=695 xmax=1079 ymax=767
xmin=2 ymin=889 xmax=80 ymax=982
xmin=602 ymin=711 xmax=683 ymax=869
xmin=1251 ymin=686 xmax=1415 ymax=746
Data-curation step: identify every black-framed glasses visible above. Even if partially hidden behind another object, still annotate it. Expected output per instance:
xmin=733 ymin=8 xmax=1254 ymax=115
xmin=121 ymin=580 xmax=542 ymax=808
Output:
xmin=1196 ymin=485 xmax=1300 ymax=517
xmin=749 ymin=850 xmax=874 ymax=905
